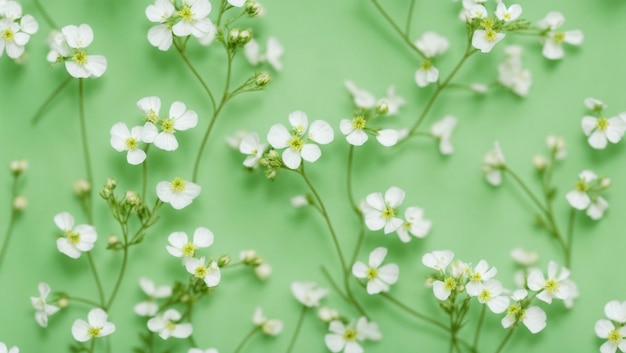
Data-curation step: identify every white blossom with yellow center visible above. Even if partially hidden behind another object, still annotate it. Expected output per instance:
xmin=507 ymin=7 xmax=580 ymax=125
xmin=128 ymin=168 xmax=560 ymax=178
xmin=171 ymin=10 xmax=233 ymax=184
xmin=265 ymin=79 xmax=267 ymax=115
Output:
xmin=166 ymin=227 xmax=214 ymax=263
xmin=156 ymin=177 xmax=201 ymax=209
xmin=54 ymin=212 xmax=97 ymax=259
xmin=61 ymin=24 xmax=107 ymax=78
xmin=71 ymin=308 xmax=115 ymax=342
xmin=527 ymin=260 xmax=571 ymax=304
xmin=352 ymin=247 xmax=399 ymax=295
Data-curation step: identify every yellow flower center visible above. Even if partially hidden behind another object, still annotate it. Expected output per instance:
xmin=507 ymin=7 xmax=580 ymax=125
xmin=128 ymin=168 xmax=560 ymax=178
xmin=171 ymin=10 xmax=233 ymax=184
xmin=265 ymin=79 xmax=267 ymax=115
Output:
xmin=66 ymin=230 xmax=81 ymax=245
xmin=444 ymin=277 xmax=457 ymax=292
xmin=170 ymin=177 xmax=186 ymax=192
xmin=608 ymin=329 xmax=623 ymax=344
xmin=182 ymin=243 xmax=196 ymax=257
xmin=146 ymin=109 xmax=158 ymax=123
xmin=2 ymin=29 xmax=14 ymax=41
xmin=288 ymin=135 xmax=304 ymax=152
xmin=161 ymin=118 xmax=175 ymax=133
xmin=178 ymin=4 xmax=194 ymax=21
xmin=366 ymin=267 xmax=378 ymax=281
xmin=596 ymin=117 xmax=609 ymax=131
xmin=575 ymin=180 xmax=589 ymax=192
xmin=165 ymin=321 xmax=176 ymax=331
xmin=553 ymin=31 xmax=565 ymax=44
xmin=420 ymin=59 xmax=433 ymax=71
xmin=545 ymin=279 xmax=559 ymax=294
xmin=125 ymin=137 xmax=138 ymax=150
xmin=194 ymin=265 xmax=208 ymax=278
xmin=478 ymin=289 xmax=491 ymax=301
xmin=503 ymin=12 xmax=511 ymax=21
xmin=470 ymin=272 xmax=482 ymax=282
xmin=72 ymin=50 xmax=88 ymax=65
xmin=481 ymin=18 xmax=494 ymax=29
xmin=352 ymin=116 xmax=366 ymax=130
xmin=87 ymin=326 xmax=102 ymax=338
xmin=381 ymin=206 xmax=395 ymax=220
xmin=484 ymin=29 xmax=497 ymax=42
xmin=507 ymin=304 xmax=525 ymax=321
xmin=342 ymin=328 xmax=357 ymax=341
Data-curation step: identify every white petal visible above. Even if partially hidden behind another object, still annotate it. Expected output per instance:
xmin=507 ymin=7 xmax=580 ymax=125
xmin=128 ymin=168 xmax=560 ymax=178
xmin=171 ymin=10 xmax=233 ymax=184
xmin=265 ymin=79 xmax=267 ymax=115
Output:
xmin=54 ymin=212 xmax=75 ymax=231
xmin=65 ymin=61 xmax=90 ymax=78
xmin=193 ymin=227 xmax=214 ymax=248
xmin=173 ymin=110 xmax=198 ymax=131
xmin=156 ymin=181 xmax=174 ymax=202
xmin=376 ymin=129 xmax=399 ymax=147
xmin=564 ymin=30 xmax=583 ymax=45
xmin=71 ymin=319 xmax=90 ymax=342
xmin=377 ymin=263 xmax=399 ymax=285
xmin=368 ymin=247 xmax=387 ymax=268
xmin=565 ymin=190 xmax=590 ymax=210
xmin=85 ymin=55 xmax=107 ymax=77
xmin=385 ymin=186 xmax=405 ymax=208
xmin=352 ymin=262 xmax=368 ymax=279
xmin=172 ymin=323 xmax=193 ymax=338
xmin=588 ymin=131 xmax=608 ymax=149
xmin=267 ymin=124 xmax=290 ymax=149
xmin=127 ymin=149 xmax=146 ymax=165
xmin=288 ymin=111 xmax=309 ymax=132
xmin=523 ymin=307 xmax=547 ymax=333
xmin=148 ymin=24 xmax=173 ymax=51
xmin=325 ymin=333 xmax=346 ymax=352
xmin=433 ymin=281 xmax=450 ymax=300
xmin=581 ymin=116 xmax=597 ymax=136
xmin=300 ymin=143 xmax=321 ymax=163
xmin=282 ymin=149 xmax=302 ymax=169
xmin=154 ymin=133 xmax=178 ymax=151
xmin=347 ymin=130 xmax=368 ymax=146
xmin=542 ymin=41 xmax=564 ymax=60
xmin=308 ymin=120 xmax=334 ymax=144
xmin=57 ymin=238 xmax=81 ymax=259
xmin=88 ymin=308 xmax=108 ymax=326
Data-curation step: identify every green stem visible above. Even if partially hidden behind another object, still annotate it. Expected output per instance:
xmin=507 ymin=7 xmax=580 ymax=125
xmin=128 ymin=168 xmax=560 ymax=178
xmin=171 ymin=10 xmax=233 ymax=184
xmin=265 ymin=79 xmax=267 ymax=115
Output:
xmin=404 ymin=0 xmax=416 ymax=36
xmin=378 ymin=292 xmax=448 ymax=331
xmin=174 ymin=42 xmax=217 ymax=111
xmin=33 ymin=0 xmax=58 ymax=29
xmin=472 ymin=305 xmax=486 ymax=351
xmin=504 ymin=167 xmax=549 ymax=214
xmin=494 ymin=327 xmax=516 ymax=353
xmin=349 ymin=228 xmax=365 ymax=272
xmin=286 ymin=306 xmax=307 ymax=353
xmin=369 ymin=0 xmax=425 ymax=58
xmin=78 ymin=78 xmax=94 ymax=223
xmin=0 ymin=210 xmax=17 ymax=271
xmin=321 ymin=266 xmax=349 ymax=303
xmin=565 ymin=208 xmax=576 ymax=268
xmin=142 ymin=145 xmax=150 ymax=201
xmin=65 ymin=296 xmax=101 ymax=307
xmin=191 ymin=50 xmax=234 ymax=182
xmin=233 ymin=326 xmax=259 ymax=353
xmin=346 ymin=145 xmax=359 ymax=213
xmin=31 ymin=76 xmax=72 ymax=124
xmin=86 ymin=252 xmax=105 ymax=307
xmin=105 ymin=245 xmax=128 ymax=310
xmin=88 ymin=339 xmax=95 ymax=353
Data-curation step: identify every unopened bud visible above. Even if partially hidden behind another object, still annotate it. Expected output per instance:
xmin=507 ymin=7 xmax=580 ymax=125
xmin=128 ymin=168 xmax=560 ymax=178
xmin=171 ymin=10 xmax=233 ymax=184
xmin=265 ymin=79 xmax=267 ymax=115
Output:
xmin=228 ymin=28 xmax=240 ymax=44
xmin=125 ymin=191 xmax=140 ymax=206
xmin=104 ymin=178 xmax=117 ymax=190
xmin=375 ymin=101 xmax=389 ymax=116
xmin=218 ymin=254 xmax=231 ymax=267
xmin=246 ymin=1 xmax=262 ymax=16
xmin=13 ymin=196 xmax=27 ymax=211
xmin=532 ymin=154 xmax=547 ymax=172
xmin=255 ymin=72 xmax=271 ymax=87
xmin=317 ymin=307 xmax=339 ymax=322
xmin=238 ymin=29 xmax=253 ymax=45
xmin=107 ymin=235 xmax=120 ymax=246
xmin=599 ymin=177 xmax=611 ymax=189
xmin=9 ymin=159 xmax=28 ymax=175
xmin=254 ymin=262 xmax=271 ymax=280
xmin=57 ymin=297 xmax=69 ymax=308
xmin=74 ymin=179 xmax=91 ymax=196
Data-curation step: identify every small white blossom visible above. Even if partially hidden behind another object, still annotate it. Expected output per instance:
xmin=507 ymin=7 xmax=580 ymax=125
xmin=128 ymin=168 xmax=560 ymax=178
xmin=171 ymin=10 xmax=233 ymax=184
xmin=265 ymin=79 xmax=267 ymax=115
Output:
xmin=146 ymin=0 xmax=175 ymax=50
xmin=134 ymin=278 xmax=172 ymax=317
xmin=226 ymin=130 xmax=250 ymax=149
xmin=186 ymin=257 xmax=221 ymax=287
xmin=291 ymin=281 xmax=328 ymax=307
xmin=31 ymin=282 xmax=60 ymax=327
xmin=527 ymin=260 xmax=570 ymax=304
xmin=71 ymin=308 xmax=115 ymax=342
xmin=498 ymin=45 xmax=531 ymax=97
xmin=344 ymin=80 xmax=376 ymax=109
xmin=422 ymin=250 xmax=454 ymax=272
xmin=430 ymin=115 xmax=457 ymax=155
xmin=61 ymin=24 xmax=107 ymax=78
xmin=546 ymin=135 xmax=566 ymax=160
xmin=587 ymin=196 xmax=609 ymax=220
xmin=581 ymin=113 xmax=626 ymax=149
xmin=363 ymin=186 xmax=405 ymax=234
xmin=476 ymin=279 xmax=510 ymax=314
xmin=148 ymin=309 xmax=193 ymax=339
xmin=156 ymin=177 xmax=201 ymax=209
xmin=396 ymin=206 xmax=431 ymax=242
xmin=110 ymin=123 xmax=147 ymax=165
xmin=0 ymin=342 xmax=18 ymax=353
xmin=172 ymin=0 xmax=213 ymax=38
xmin=494 ymin=2 xmax=522 ymax=22
xmin=501 ymin=289 xmax=546 ymax=333
xmin=325 ymin=317 xmax=381 ymax=353
xmin=596 ymin=301 xmax=626 ymax=353
xmin=377 ymin=86 xmax=405 ymax=116
xmin=510 ymin=248 xmax=538 ymax=266
xmin=166 ymin=227 xmax=214 ymax=262
xmin=254 ymin=262 xmax=272 ymax=280
xmin=54 ymin=212 xmax=97 ymax=259
xmin=585 ymin=97 xmax=607 ymax=112
xmin=565 ymin=170 xmax=597 ymax=210
xmin=537 ymin=11 xmax=583 ymax=60
xmin=352 ymin=247 xmax=399 ymax=295
xmin=239 ymin=132 xmax=266 ymax=168
xmin=243 ymin=36 xmax=283 ymax=71
xmin=144 ymin=101 xmax=198 ymax=151
xmin=46 ymin=29 xmax=68 ymax=62
xmin=472 ymin=23 xmax=505 ymax=53
xmin=483 ymin=141 xmax=505 ymax=186
xmin=267 ymin=111 xmax=334 ymax=169
xmin=253 ymin=307 xmax=283 ymax=336
xmin=414 ymin=31 xmax=449 ymax=87
xmin=318 ymin=307 xmax=340 ymax=322
xmin=290 ymin=195 xmax=309 ymax=208
xmin=466 ymin=260 xmax=497 ymax=296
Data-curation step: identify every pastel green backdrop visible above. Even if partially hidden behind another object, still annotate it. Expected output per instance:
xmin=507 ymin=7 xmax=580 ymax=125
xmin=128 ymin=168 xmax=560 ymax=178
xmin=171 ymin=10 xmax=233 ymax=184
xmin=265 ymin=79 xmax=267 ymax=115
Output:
xmin=1 ymin=0 xmax=625 ymax=352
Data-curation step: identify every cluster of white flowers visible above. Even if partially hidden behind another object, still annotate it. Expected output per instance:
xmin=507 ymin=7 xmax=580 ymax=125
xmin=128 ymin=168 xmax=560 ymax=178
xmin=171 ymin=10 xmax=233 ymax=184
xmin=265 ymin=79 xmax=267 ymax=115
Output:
xmin=362 ymin=186 xmax=432 ymax=243
xmin=467 ymin=2 xmax=522 ymax=53
xmin=0 ymin=0 xmax=37 ymax=60
xmin=47 ymin=24 xmax=107 ymax=78
xmin=581 ymin=98 xmax=626 ymax=150
xmin=595 ymin=300 xmax=626 ymax=353
xmin=565 ymin=170 xmax=610 ymax=220
xmin=497 ymin=45 xmax=531 ymax=97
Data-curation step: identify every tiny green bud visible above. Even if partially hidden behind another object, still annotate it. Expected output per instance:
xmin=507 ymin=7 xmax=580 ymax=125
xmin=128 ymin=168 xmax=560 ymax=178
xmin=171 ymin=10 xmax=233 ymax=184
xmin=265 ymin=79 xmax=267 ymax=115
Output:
xmin=9 ymin=159 xmax=28 ymax=175
xmin=104 ymin=178 xmax=117 ymax=190
xmin=375 ymin=101 xmax=389 ymax=116
xmin=228 ymin=28 xmax=240 ymax=44
xmin=13 ymin=196 xmax=27 ymax=211
xmin=238 ymin=29 xmax=253 ymax=45
xmin=107 ymin=235 xmax=120 ymax=246
xmin=266 ymin=169 xmax=277 ymax=180
xmin=245 ymin=1 xmax=261 ymax=17
xmin=125 ymin=190 xmax=140 ymax=206
xmin=74 ymin=179 xmax=91 ymax=197
xmin=180 ymin=294 xmax=190 ymax=303
xmin=600 ymin=177 xmax=611 ymax=189
xmin=255 ymin=72 xmax=271 ymax=87
xmin=57 ymin=297 xmax=69 ymax=308
xmin=218 ymin=254 xmax=231 ymax=267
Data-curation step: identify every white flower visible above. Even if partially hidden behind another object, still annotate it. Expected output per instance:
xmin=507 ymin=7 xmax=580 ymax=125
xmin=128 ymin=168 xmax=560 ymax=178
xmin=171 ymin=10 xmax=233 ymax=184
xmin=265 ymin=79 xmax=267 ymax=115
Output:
xmin=172 ymin=0 xmax=213 ymax=38
xmin=422 ymin=250 xmax=454 ymax=272
xmin=494 ymin=2 xmax=522 ymax=22
xmin=414 ymin=31 xmax=449 ymax=87
xmin=472 ymin=24 xmax=505 ymax=53
xmin=71 ymin=308 xmax=115 ymax=342
xmin=0 ymin=342 xmax=18 ymax=353
xmin=433 ymin=276 xmax=458 ymax=301
xmin=243 ymin=36 xmax=283 ymax=71
xmin=565 ymin=170 xmax=597 ymax=210
xmin=290 ymin=195 xmax=309 ymax=208
xmin=581 ymin=113 xmax=626 ymax=149
xmin=47 ymin=29 xmax=68 ymax=62
xmin=239 ymin=132 xmax=266 ymax=168
xmin=156 ymin=177 xmax=201 ymax=209
xmin=133 ymin=278 xmax=172 ymax=317
xmin=318 ymin=307 xmax=340 ymax=322
xmin=0 ymin=16 xmax=37 ymax=60
xmin=339 ymin=116 xmax=369 ymax=146
xmin=144 ymin=101 xmax=198 ymax=151
xmin=227 ymin=0 xmax=245 ymax=7
xmin=325 ymin=317 xmax=381 ymax=353
xmin=110 ymin=123 xmax=147 ymax=165
xmin=546 ymin=135 xmax=566 ymax=160
xmin=537 ymin=12 xmax=583 ymax=60
xmin=596 ymin=320 xmax=626 ymax=353
xmin=186 ymin=257 xmax=221 ymax=287
xmin=483 ymin=141 xmax=505 ymax=186
xmin=466 ymin=260 xmax=497 ymax=296
xmin=226 ymin=130 xmax=250 ymax=149
xmin=344 ymin=80 xmax=376 ymax=109
xmin=146 ymin=0 xmax=175 ymax=50
xmin=61 ymin=24 xmax=107 ymax=78
xmin=498 ymin=45 xmax=531 ymax=97
xmin=562 ymin=278 xmax=579 ymax=309
xmin=377 ymin=86 xmax=405 ymax=116
xmin=254 ymin=262 xmax=272 ymax=280
xmin=430 ymin=115 xmax=457 ymax=155
xmin=375 ymin=129 xmax=399 ymax=147
xmin=136 ymin=96 xmax=161 ymax=124
xmin=585 ymin=97 xmax=607 ymax=112
xmin=396 ymin=206 xmax=431 ymax=242
xmin=54 ymin=212 xmax=97 ymax=259
xmin=527 ymin=260 xmax=570 ymax=304
xmin=31 ymin=282 xmax=60 ymax=327
xmin=501 ymin=289 xmax=546 ymax=333
xmin=510 ymin=248 xmax=538 ymax=266
xmin=189 ymin=349 xmax=218 ymax=353
xmin=148 ymin=309 xmax=193 ymax=339
xmin=476 ymin=279 xmax=510 ymax=314
xmin=587 ymin=196 xmax=609 ymax=220
xmin=363 ymin=186 xmax=405 ymax=234
xmin=266 ymin=111 xmax=334 ymax=169
xmin=196 ymin=22 xmax=216 ymax=46
xmin=253 ymin=307 xmax=283 ymax=336
xmin=166 ymin=227 xmax=214 ymax=262
xmin=291 ymin=281 xmax=328 ymax=307
xmin=604 ymin=301 xmax=626 ymax=324
xmin=352 ymin=247 xmax=399 ymax=295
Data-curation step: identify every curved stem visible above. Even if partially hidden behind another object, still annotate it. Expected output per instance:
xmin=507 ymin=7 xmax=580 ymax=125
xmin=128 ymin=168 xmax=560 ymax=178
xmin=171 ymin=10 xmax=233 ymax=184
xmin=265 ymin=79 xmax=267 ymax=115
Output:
xmin=105 ymin=246 xmax=128 ymax=310
xmin=31 ymin=77 xmax=72 ymax=124
xmin=142 ymin=145 xmax=150 ymax=201
xmin=0 ymin=210 xmax=17 ymax=271
xmin=565 ymin=208 xmax=576 ymax=268
xmin=286 ymin=306 xmax=307 ymax=353
xmin=33 ymin=0 xmax=58 ymax=29
xmin=191 ymin=49 xmax=234 ymax=182
xmin=86 ymin=252 xmax=105 ymax=308
xmin=369 ymin=0 xmax=425 ymax=58
xmin=174 ymin=42 xmax=217 ymax=111
xmin=404 ymin=0 xmax=416 ymax=36
xmin=233 ymin=326 xmax=259 ymax=353
xmin=65 ymin=295 xmax=101 ymax=307
xmin=321 ymin=266 xmax=349 ymax=303
xmin=494 ymin=327 xmax=516 ymax=353
xmin=472 ymin=305 xmax=486 ymax=351
xmin=503 ymin=167 xmax=548 ymax=214
xmin=346 ymin=145 xmax=359 ymax=213
xmin=378 ymin=292 xmax=448 ymax=331
xmin=78 ymin=78 xmax=94 ymax=223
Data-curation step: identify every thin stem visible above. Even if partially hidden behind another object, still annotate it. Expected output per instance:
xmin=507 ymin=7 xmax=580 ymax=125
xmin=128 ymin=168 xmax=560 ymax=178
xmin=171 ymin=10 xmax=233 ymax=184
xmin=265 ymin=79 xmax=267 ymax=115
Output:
xmin=31 ymin=76 xmax=72 ymax=124
xmin=378 ymin=292 xmax=448 ymax=331
xmin=86 ymin=252 xmax=105 ymax=308
xmin=78 ymin=78 xmax=94 ymax=223
xmin=349 ymin=228 xmax=365 ymax=272
xmin=321 ymin=266 xmax=349 ymax=302
xmin=404 ymin=0 xmax=416 ymax=36
xmin=286 ymin=306 xmax=307 ymax=353
xmin=346 ymin=145 xmax=359 ymax=213
xmin=33 ymin=0 xmax=58 ymax=29
xmin=494 ymin=327 xmax=516 ymax=353
xmin=369 ymin=0 xmax=425 ymax=58
xmin=472 ymin=305 xmax=486 ymax=351
xmin=504 ymin=167 xmax=549 ymax=215
xmin=174 ymin=42 xmax=217 ymax=111
xmin=565 ymin=208 xmax=576 ymax=268
xmin=105 ymin=246 xmax=128 ymax=310
xmin=191 ymin=50 xmax=235 ymax=182
xmin=88 ymin=339 xmax=95 ymax=353
xmin=233 ymin=326 xmax=259 ymax=353
xmin=65 ymin=296 xmax=101 ymax=307
xmin=0 ymin=210 xmax=17 ymax=270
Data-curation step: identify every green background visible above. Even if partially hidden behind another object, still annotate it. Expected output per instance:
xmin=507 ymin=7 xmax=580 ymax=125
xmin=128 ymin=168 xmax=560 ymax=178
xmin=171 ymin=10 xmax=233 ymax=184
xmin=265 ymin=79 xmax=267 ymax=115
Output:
xmin=1 ymin=0 xmax=626 ymax=351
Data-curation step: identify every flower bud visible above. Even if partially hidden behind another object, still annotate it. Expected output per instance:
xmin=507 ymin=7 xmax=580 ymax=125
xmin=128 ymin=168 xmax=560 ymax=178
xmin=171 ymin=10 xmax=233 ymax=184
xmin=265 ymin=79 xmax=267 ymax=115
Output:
xmin=240 ymin=249 xmax=257 ymax=263
xmin=599 ymin=177 xmax=611 ymax=189
xmin=532 ymin=154 xmax=547 ymax=172
xmin=238 ymin=29 xmax=253 ymax=45
xmin=125 ymin=191 xmax=140 ymax=206
xmin=218 ymin=254 xmax=231 ymax=268
xmin=317 ymin=307 xmax=339 ymax=322
xmin=107 ymin=235 xmax=120 ymax=246
xmin=228 ymin=28 xmax=240 ymax=44
xmin=290 ymin=195 xmax=309 ymax=208
xmin=254 ymin=262 xmax=272 ymax=280
xmin=13 ymin=196 xmax=27 ymax=211
xmin=470 ymin=83 xmax=488 ymax=94
xmin=246 ymin=1 xmax=262 ymax=16
xmin=104 ymin=178 xmax=117 ymax=190
xmin=74 ymin=179 xmax=91 ymax=196
xmin=57 ymin=297 xmax=69 ymax=308
xmin=375 ymin=101 xmax=389 ymax=116
xmin=9 ymin=159 xmax=28 ymax=176
xmin=255 ymin=72 xmax=271 ymax=88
